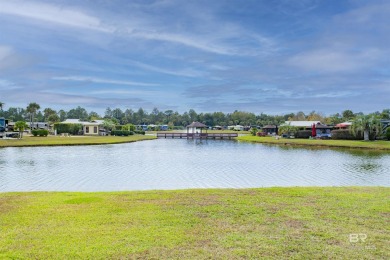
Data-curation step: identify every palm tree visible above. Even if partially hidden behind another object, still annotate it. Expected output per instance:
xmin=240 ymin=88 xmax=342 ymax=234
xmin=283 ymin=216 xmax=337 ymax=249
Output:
xmin=350 ymin=114 xmax=382 ymax=141
xmin=26 ymin=102 xmax=40 ymax=130
xmin=14 ymin=121 xmax=29 ymax=139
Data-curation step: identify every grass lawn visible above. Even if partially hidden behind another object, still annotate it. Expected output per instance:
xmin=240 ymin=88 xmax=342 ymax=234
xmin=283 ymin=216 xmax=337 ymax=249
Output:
xmin=0 ymin=135 xmax=156 ymax=147
xmin=238 ymin=135 xmax=390 ymax=150
xmin=0 ymin=187 xmax=388 ymax=259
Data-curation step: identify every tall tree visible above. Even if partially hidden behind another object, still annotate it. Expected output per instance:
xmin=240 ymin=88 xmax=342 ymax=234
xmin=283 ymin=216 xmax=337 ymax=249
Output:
xmin=43 ymin=108 xmax=57 ymax=121
xmin=67 ymin=106 xmax=88 ymax=121
xmin=26 ymin=102 xmax=40 ymax=129
xmin=58 ymin=110 xmax=67 ymax=121
xmin=351 ymin=114 xmax=382 ymax=141
xmin=0 ymin=101 xmax=4 ymax=112
xmin=342 ymin=110 xmax=355 ymax=121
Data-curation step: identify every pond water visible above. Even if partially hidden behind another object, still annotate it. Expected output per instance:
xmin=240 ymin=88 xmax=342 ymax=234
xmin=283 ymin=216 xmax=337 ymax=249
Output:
xmin=0 ymin=139 xmax=389 ymax=191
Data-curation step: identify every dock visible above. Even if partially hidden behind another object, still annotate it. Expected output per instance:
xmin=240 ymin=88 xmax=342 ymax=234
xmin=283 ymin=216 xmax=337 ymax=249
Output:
xmin=156 ymin=132 xmax=238 ymax=139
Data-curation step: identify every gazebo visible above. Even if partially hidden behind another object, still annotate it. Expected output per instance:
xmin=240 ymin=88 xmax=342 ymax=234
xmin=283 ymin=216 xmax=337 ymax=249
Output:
xmin=186 ymin=121 xmax=208 ymax=138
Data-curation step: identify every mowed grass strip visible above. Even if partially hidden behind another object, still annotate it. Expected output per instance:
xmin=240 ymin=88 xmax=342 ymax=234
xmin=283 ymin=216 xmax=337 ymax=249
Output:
xmin=0 ymin=135 xmax=156 ymax=147
xmin=238 ymin=135 xmax=390 ymax=150
xmin=0 ymin=188 xmax=388 ymax=259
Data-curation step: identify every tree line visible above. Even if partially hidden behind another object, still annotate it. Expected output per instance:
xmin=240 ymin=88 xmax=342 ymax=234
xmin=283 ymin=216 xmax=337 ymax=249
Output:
xmin=0 ymin=102 xmax=389 ymax=128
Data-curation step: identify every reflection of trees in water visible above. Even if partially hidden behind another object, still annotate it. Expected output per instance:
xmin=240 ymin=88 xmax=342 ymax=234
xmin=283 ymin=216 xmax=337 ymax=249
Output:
xmin=342 ymin=149 xmax=388 ymax=159
xmin=351 ymin=162 xmax=381 ymax=173
xmin=272 ymin=144 xmax=389 ymax=159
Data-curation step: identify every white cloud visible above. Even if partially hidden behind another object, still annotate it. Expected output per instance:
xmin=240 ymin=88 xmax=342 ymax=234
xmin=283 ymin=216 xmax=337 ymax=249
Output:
xmin=0 ymin=0 xmax=113 ymax=32
xmin=287 ymin=49 xmax=381 ymax=73
xmin=0 ymin=46 xmax=13 ymax=60
xmin=129 ymin=60 xmax=204 ymax=78
xmin=52 ymin=76 xmax=160 ymax=87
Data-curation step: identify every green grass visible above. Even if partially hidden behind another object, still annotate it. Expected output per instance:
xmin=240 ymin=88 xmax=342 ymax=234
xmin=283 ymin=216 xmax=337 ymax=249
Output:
xmin=0 ymin=135 xmax=156 ymax=147
xmin=0 ymin=188 xmax=388 ymax=259
xmin=238 ymin=135 xmax=390 ymax=150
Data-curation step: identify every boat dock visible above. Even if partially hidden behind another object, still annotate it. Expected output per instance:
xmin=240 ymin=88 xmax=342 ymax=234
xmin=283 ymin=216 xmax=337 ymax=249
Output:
xmin=156 ymin=132 xmax=238 ymax=139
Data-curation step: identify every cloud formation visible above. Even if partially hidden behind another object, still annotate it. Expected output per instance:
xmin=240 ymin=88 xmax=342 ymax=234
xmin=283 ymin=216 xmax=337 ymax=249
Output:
xmin=0 ymin=0 xmax=389 ymax=115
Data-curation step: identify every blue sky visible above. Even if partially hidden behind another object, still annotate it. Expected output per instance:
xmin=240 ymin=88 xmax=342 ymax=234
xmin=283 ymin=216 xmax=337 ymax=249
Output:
xmin=0 ymin=0 xmax=389 ymax=115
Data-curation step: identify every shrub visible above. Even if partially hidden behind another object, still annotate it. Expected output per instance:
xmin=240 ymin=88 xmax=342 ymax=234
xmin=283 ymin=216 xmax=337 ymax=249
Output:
xmin=331 ymin=129 xmax=362 ymax=140
xmin=134 ymin=130 xmax=145 ymax=135
xmin=386 ymin=128 xmax=390 ymax=140
xmin=54 ymin=123 xmax=83 ymax=135
xmin=250 ymin=128 xmax=258 ymax=136
xmin=32 ymin=129 xmax=49 ymax=137
xmin=111 ymin=130 xmax=134 ymax=136
xmin=296 ymin=130 xmax=312 ymax=139
xmin=256 ymin=132 xmax=266 ymax=137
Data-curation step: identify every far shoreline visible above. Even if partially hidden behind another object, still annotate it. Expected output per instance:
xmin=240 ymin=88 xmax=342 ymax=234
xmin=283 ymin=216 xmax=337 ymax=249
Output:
xmin=237 ymin=135 xmax=390 ymax=151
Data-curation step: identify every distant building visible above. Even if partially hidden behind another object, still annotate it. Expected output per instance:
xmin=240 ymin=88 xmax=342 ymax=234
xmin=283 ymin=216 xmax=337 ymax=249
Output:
xmin=262 ymin=125 xmax=278 ymax=135
xmin=61 ymin=119 xmax=105 ymax=136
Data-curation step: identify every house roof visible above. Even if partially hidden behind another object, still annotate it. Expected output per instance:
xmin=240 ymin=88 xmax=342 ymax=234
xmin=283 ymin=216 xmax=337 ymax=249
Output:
xmin=283 ymin=121 xmax=321 ymax=127
xmin=62 ymin=119 xmax=103 ymax=126
xmin=335 ymin=122 xmax=352 ymax=127
xmin=315 ymin=123 xmax=332 ymax=129
xmin=187 ymin=121 xmax=207 ymax=128
xmin=262 ymin=125 xmax=277 ymax=129
xmin=63 ymin=119 xmax=81 ymax=124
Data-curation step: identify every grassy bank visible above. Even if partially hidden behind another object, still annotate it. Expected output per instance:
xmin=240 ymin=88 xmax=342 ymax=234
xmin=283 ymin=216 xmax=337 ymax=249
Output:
xmin=0 ymin=135 xmax=156 ymax=147
xmin=238 ymin=135 xmax=390 ymax=150
xmin=0 ymin=187 xmax=388 ymax=259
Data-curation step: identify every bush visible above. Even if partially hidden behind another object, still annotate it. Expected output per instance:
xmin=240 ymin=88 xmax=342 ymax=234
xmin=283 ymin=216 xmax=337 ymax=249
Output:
xmin=32 ymin=129 xmax=49 ymax=137
xmin=250 ymin=128 xmax=258 ymax=136
xmin=54 ymin=123 xmax=83 ymax=135
xmin=386 ymin=128 xmax=390 ymax=140
xmin=134 ymin=130 xmax=145 ymax=135
xmin=111 ymin=130 xmax=134 ymax=136
xmin=331 ymin=129 xmax=362 ymax=140
xmin=296 ymin=130 xmax=312 ymax=139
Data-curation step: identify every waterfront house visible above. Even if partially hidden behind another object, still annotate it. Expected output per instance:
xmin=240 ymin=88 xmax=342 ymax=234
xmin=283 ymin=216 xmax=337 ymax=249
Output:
xmin=61 ymin=119 xmax=105 ymax=136
xmin=262 ymin=125 xmax=278 ymax=135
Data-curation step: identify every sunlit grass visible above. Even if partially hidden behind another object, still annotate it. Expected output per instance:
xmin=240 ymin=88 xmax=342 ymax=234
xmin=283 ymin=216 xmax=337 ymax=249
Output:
xmin=0 ymin=188 xmax=388 ymax=259
xmin=238 ymin=135 xmax=390 ymax=150
xmin=0 ymin=135 xmax=156 ymax=147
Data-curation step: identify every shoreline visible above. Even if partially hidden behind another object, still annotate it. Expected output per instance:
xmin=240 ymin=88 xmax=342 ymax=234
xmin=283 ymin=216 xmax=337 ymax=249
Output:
xmin=237 ymin=135 xmax=390 ymax=150
xmin=0 ymin=135 xmax=156 ymax=148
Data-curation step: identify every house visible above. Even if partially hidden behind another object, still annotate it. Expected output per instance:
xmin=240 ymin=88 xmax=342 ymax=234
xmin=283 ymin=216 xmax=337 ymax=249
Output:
xmin=282 ymin=121 xmax=321 ymax=128
xmin=335 ymin=122 xmax=353 ymax=129
xmin=30 ymin=122 xmax=49 ymax=130
xmin=262 ymin=125 xmax=278 ymax=135
xmin=61 ymin=119 xmax=105 ymax=136
xmin=314 ymin=123 xmax=333 ymax=138
xmin=282 ymin=121 xmax=333 ymax=137
xmin=234 ymin=125 xmax=244 ymax=131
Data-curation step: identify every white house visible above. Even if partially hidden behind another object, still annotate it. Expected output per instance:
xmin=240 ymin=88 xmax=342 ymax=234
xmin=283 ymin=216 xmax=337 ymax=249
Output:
xmin=61 ymin=119 xmax=105 ymax=136
xmin=282 ymin=121 xmax=321 ymax=128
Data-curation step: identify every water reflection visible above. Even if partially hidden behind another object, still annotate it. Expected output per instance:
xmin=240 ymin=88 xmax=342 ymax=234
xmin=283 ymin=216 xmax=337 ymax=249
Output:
xmin=0 ymin=139 xmax=389 ymax=192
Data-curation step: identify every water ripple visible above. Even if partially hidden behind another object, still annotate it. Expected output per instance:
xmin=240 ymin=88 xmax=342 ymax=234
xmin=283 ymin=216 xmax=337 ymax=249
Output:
xmin=0 ymin=139 xmax=389 ymax=191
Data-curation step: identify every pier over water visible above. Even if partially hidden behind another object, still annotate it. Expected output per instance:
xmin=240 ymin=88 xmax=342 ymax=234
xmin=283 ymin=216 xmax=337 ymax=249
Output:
xmin=156 ymin=132 xmax=238 ymax=139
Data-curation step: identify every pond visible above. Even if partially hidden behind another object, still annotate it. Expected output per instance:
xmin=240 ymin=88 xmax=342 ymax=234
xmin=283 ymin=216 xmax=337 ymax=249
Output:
xmin=0 ymin=139 xmax=389 ymax=191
